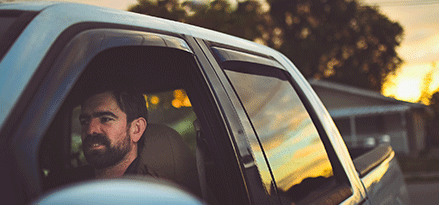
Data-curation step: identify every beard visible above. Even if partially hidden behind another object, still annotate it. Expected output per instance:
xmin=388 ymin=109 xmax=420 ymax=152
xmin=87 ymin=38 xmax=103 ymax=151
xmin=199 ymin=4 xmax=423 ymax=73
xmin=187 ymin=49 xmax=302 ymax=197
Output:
xmin=82 ymin=132 xmax=131 ymax=169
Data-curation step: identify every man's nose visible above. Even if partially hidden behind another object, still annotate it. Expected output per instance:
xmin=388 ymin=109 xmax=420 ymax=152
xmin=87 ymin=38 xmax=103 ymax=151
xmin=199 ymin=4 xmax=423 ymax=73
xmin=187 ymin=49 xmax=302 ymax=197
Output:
xmin=85 ymin=118 xmax=101 ymax=135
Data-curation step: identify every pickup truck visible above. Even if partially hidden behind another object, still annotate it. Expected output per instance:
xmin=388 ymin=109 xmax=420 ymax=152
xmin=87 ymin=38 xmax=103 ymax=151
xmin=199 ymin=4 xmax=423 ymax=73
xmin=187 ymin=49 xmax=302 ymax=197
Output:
xmin=0 ymin=2 xmax=408 ymax=205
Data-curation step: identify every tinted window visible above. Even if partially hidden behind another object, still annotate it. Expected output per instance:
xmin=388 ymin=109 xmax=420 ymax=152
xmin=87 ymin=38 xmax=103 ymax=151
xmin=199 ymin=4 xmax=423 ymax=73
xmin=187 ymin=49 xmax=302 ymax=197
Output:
xmin=0 ymin=11 xmax=38 ymax=61
xmin=0 ymin=17 xmax=16 ymax=37
xmin=224 ymin=63 xmax=334 ymax=202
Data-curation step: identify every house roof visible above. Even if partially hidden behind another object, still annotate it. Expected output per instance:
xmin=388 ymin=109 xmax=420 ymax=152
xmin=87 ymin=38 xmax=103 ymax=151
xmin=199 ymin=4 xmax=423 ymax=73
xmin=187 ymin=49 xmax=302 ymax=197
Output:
xmin=308 ymin=79 xmax=433 ymax=118
xmin=329 ymin=105 xmax=411 ymax=118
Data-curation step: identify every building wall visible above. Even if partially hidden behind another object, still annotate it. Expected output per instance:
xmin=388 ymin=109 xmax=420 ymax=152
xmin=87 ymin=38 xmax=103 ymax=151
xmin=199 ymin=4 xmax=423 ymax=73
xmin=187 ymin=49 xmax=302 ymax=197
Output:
xmin=383 ymin=113 xmax=410 ymax=154
xmin=333 ymin=114 xmax=410 ymax=154
xmin=312 ymin=83 xmax=427 ymax=156
xmin=412 ymin=112 xmax=427 ymax=153
xmin=312 ymin=87 xmax=394 ymax=109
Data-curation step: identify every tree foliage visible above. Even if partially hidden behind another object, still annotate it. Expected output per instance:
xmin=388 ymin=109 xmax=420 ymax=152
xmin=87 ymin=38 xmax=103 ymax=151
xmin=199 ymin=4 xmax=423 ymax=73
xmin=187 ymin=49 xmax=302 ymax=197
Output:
xmin=129 ymin=0 xmax=404 ymax=92
xmin=129 ymin=0 xmax=271 ymax=41
xmin=430 ymin=92 xmax=439 ymax=115
xmin=268 ymin=0 xmax=403 ymax=91
xmin=428 ymin=63 xmax=439 ymax=116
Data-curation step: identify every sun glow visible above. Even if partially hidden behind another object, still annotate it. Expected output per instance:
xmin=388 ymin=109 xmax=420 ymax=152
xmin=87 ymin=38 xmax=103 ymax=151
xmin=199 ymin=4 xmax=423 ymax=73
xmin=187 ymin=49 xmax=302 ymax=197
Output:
xmin=394 ymin=78 xmax=422 ymax=102
xmin=383 ymin=62 xmax=439 ymax=104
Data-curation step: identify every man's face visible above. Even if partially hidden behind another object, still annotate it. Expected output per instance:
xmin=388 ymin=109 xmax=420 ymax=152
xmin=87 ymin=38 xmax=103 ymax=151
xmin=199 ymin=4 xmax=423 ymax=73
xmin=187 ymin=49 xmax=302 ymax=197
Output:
xmin=79 ymin=91 xmax=132 ymax=169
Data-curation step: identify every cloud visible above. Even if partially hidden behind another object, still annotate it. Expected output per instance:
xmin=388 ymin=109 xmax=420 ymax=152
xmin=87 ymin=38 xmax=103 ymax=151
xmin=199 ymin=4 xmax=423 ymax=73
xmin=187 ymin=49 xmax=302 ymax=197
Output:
xmin=398 ymin=32 xmax=439 ymax=64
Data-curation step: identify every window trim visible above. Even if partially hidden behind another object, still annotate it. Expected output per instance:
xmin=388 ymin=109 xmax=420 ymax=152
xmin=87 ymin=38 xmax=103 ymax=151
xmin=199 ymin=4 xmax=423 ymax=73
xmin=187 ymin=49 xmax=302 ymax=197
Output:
xmin=211 ymin=46 xmax=283 ymax=69
xmin=6 ymin=25 xmax=194 ymax=202
xmin=198 ymin=40 xmax=285 ymax=204
xmin=187 ymin=37 xmax=253 ymax=205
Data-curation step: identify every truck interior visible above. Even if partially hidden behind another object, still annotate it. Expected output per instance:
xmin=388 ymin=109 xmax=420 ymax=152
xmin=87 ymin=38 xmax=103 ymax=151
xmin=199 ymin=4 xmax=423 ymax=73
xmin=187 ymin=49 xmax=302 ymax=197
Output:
xmin=37 ymin=46 xmax=236 ymax=204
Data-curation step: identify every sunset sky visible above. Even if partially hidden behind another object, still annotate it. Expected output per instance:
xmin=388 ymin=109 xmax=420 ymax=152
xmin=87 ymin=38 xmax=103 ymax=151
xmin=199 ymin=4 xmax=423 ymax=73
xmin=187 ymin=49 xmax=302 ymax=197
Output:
xmin=12 ymin=0 xmax=439 ymax=104
xmin=363 ymin=0 xmax=439 ymax=104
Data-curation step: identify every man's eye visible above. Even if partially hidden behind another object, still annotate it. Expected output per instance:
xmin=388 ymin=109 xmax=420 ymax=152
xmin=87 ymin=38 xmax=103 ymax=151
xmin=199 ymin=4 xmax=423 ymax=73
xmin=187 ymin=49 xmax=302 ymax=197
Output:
xmin=100 ymin=117 xmax=113 ymax=123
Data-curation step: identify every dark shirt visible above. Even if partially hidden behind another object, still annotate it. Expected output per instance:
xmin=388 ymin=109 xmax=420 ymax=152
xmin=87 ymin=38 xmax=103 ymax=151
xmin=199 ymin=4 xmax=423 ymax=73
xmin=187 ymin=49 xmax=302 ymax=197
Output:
xmin=76 ymin=157 xmax=141 ymax=180
xmin=124 ymin=157 xmax=140 ymax=175
xmin=44 ymin=157 xmax=142 ymax=191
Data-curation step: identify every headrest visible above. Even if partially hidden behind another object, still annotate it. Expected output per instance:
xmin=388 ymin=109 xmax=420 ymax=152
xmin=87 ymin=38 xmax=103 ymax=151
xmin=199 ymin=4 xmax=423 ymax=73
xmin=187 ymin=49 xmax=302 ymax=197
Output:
xmin=138 ymin=124 xmax=200 ymax=195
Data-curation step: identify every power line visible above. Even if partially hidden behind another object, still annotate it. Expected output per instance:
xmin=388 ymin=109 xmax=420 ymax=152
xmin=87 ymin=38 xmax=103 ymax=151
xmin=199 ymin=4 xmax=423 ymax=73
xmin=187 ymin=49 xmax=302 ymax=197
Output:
xmin=367 ymin=1 xmax=439 ymax=7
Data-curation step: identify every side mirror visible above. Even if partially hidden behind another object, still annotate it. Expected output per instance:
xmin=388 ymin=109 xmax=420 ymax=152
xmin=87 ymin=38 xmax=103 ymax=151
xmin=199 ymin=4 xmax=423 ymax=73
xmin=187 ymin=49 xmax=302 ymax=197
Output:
xmin=33 ymin=176 xmax=204 ymax=205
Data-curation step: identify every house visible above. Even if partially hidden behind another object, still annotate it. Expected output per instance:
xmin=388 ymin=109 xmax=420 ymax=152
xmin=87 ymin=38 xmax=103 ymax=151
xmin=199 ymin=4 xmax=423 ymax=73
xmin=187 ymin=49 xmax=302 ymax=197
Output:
xmin=309 ymin=79 xmax=433 ymax=156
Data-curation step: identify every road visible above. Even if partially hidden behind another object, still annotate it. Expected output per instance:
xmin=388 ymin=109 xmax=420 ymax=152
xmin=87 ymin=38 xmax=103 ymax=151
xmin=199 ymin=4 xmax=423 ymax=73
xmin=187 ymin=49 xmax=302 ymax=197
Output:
xmin=407 ymin=182 xmax=439 ymax=204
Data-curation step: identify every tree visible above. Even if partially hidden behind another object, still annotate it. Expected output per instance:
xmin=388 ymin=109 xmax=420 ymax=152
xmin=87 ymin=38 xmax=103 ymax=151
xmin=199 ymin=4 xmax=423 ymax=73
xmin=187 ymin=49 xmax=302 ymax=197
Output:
xmin=430 ymin=92 xmax=439 ymax=115
xmin=419 ymin=66 xmax=435 ymax=105
xmin=129 ymin=0 xmax=404 ymax=92
xmin=427 ymin=89 xmax=439 ymax=145
xmin=129 ymin=0 xmax=187 ymax=22
xmin=129 ymin=0 xmax=271 ymax=42
xmin=267 ymin=0 xmax=403 ymax=92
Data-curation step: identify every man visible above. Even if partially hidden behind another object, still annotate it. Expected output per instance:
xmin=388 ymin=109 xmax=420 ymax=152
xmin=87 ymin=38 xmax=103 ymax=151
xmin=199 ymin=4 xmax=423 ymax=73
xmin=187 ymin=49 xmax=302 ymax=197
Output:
xmin=78 ymin=89 xmax=148 ymax=179
xmin=60 ymin=87 xmax=200 ymax=197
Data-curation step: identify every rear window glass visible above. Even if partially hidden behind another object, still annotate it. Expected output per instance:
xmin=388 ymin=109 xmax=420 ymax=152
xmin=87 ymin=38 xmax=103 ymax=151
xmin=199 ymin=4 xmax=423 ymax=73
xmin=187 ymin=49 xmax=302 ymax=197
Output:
xmin=224 ymin=63 xmax=335 ymax=202
xmin=0 ymin=17 xmax=17 ymax=37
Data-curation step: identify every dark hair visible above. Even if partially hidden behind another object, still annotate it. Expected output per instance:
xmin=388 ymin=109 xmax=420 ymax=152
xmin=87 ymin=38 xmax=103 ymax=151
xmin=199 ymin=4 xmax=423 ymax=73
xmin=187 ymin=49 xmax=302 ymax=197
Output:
xmin=82 ymin=87 xmax=148 ymax=154
xmin=111 ymin=89 xmax=148 ymax=153
xmin=111 ymin=89 xmax=148 ymax=124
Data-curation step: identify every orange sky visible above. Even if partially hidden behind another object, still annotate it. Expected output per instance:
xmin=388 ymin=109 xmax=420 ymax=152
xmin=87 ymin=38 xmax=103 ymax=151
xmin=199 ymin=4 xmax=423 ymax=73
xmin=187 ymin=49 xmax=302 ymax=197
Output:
xmin=16 ymin=0 xmax=439 ymax=104
xmin=364 ymin=0 xmax=439 ymax=104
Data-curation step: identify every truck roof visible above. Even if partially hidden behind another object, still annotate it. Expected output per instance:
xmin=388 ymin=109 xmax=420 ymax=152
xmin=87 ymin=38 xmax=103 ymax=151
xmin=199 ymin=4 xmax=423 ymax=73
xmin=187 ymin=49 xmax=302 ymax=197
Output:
xmin=0 ymin=2 xmax=277 ymax=56
xmin=0 ymin=2 xmax=288 ymax=127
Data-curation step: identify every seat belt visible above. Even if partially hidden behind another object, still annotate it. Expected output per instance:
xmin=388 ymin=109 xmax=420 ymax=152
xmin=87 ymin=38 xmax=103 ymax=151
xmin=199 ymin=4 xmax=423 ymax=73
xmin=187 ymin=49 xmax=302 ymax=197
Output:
xmin=194 ymin=119 xmax=208 ymax=202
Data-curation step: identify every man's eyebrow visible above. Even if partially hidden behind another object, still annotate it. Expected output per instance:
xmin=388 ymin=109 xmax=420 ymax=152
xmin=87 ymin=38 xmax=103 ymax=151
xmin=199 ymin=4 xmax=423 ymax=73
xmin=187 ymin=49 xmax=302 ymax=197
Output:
xmin=93 ymin=111 xmax=118 ymax=119
xmin=79 ymin=111 xmax=118 ymax=120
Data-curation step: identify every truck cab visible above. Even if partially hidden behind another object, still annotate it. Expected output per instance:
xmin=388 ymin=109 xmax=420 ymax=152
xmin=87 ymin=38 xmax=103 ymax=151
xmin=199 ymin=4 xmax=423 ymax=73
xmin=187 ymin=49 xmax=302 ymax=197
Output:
xmin=0 ymin=2 xmax=408 ymax=204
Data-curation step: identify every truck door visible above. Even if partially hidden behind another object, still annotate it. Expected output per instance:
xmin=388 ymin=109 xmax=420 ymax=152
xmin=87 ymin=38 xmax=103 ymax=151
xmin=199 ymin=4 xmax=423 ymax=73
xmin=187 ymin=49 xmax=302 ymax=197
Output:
xmin=197 ymin=42 xmax=368 ymax=204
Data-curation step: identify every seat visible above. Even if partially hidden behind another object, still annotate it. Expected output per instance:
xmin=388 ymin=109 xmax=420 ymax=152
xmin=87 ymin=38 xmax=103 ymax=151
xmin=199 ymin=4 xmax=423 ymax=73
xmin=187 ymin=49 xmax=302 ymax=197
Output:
xmin=138 ymin=123 xmax=201 ymax=197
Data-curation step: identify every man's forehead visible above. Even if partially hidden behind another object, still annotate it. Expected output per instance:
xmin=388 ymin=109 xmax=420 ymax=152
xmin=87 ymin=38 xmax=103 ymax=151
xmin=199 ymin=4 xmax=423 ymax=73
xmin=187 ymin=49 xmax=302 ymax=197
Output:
xmin=82 ymin=91 xmax=120 ymax=112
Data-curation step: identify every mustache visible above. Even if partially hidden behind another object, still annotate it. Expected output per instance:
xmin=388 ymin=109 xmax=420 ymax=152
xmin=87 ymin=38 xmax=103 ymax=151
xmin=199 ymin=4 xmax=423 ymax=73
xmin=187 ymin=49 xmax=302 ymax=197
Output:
xmin=83 ymin=133 xmax=111 ymax=147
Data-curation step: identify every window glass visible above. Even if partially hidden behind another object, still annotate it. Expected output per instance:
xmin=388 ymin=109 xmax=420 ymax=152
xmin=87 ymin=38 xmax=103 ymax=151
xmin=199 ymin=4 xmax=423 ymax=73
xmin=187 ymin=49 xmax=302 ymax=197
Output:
xmin=224 ymin=63 xmax=334 ymax=202
xmin=70 ymin=89 xmax=196 ymax=168
xmin=0 ymin=17 xmax=16 ymax=37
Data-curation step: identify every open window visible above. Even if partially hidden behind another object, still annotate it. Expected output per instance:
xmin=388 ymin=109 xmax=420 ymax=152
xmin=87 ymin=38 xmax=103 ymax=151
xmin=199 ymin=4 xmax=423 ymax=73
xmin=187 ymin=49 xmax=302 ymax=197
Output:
xmin=39 ymin=45 xmax=201 ymax=192
xmin=69 ymin=88 xmax=197 ymax=168
xmin=33 ymin=27 xmax=248 ymax=205
xmin=32 ymin=26 xmax=218 ymax=199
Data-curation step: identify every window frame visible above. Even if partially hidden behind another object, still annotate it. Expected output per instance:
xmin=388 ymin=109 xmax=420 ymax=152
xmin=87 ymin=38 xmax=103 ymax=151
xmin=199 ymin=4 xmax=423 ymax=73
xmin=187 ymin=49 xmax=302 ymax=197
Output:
xmin=196 ymin=40 xmax=285 ymax=204
xmin=5 ymin=22 xmax=254 ymax=204
xmin=206 ymin=44 xmax=353 ymax=204
xmin=5 ymin=24 xmax=203 ymax=203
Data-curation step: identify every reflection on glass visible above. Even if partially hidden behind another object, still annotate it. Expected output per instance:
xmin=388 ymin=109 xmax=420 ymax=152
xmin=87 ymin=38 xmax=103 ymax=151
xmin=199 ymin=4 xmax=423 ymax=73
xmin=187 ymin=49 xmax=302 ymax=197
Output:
xmin=224 ymin=68 xmax=333 ymax=200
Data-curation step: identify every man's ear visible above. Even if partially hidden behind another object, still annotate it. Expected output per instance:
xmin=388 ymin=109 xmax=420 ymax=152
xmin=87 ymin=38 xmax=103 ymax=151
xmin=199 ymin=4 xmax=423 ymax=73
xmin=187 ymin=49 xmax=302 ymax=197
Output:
xmin=129 ymin=117 xmax=147 ymax=143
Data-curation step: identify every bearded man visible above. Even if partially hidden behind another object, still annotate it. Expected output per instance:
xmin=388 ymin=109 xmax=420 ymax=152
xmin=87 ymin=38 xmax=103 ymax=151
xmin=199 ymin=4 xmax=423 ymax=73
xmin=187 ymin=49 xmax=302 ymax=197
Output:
xmin=78 ymin=89 xmax=148 ymax=179
xmin=51 ymin=88 xmax=200 ymax=197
